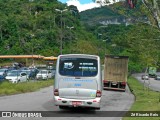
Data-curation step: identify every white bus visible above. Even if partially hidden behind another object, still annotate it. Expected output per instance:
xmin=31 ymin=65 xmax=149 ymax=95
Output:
xmin=54 ymin=54 xmax=102 ymax=110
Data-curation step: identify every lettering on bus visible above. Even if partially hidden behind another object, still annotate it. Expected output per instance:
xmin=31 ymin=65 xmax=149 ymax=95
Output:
xmin=63 ymin=78 xmax=93 ymax=82
xmin=79 ymin=62 xmax=96 ymax=71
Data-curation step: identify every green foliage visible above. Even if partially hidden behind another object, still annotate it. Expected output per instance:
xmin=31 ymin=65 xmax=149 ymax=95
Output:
xmin=0 ymin=80 xmax=53 ymax=95
xmin=80 ymin=6 xmax=122 ymax=26
xmin=80 ymin=1 xmax=160 ymax=72
xmin=123 ymin=77 xmax=160 ymax=120
xmin=1 ymin=0 xmax=160 ymax=74
xmin=86 ymin=22 xmax=160 ymax=72
xmin=0 ymin=0 xmax=98 ymax=58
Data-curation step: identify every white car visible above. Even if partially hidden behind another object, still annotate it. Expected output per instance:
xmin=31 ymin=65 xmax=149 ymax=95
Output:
xmin=5 ymin=70 xmax=28 ymax=83
xmin=36 ymin=70 xmax=52 ymax=80
xmin=141 ymin=74 xmax=149 ymax=80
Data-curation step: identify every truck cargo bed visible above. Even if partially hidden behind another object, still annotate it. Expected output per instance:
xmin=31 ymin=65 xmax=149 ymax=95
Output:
xmin=103 ymin=55 xmax=129 ymax=91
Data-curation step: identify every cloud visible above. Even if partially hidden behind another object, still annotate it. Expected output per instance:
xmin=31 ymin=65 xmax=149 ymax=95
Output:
xmin=66 ymin=0 xmax=101 ymax=12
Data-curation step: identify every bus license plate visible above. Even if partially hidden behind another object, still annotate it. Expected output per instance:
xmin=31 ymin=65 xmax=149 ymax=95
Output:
xmin=112 ymin=82 xmax=117 ymax=86
xmin=72 ymin=101 xmax=82 ymax=106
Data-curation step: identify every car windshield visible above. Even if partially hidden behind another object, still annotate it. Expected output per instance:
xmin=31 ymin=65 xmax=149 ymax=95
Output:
xmin=7 ymin=71 xmax=21 ymax=76
xmin=0 ymin=69 xmax=6 ymax=72
xmin=59 ymin=57 xmax=98 ymax=77
xmin=39 ymin=71 xmax=47 ymax=74
xmin=22 ymin=70 xmax=31 ymax=74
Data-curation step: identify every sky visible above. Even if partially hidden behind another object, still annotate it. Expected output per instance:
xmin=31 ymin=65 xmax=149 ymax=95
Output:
xmin=58 ymin=0 xmax=102 ymax=12
xmin=59 ymin=0 xmax=94 ymax=4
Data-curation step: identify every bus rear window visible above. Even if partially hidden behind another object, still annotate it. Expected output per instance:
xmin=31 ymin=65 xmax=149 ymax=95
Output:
xmin=59 ymin=58 xmax=98 ymax=77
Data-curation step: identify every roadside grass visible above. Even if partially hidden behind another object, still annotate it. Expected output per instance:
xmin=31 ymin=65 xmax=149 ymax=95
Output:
xmin=0 ymin=79 xmax=53 ymax=96
xmin=123 ymin=77 xmax=160 ymax=120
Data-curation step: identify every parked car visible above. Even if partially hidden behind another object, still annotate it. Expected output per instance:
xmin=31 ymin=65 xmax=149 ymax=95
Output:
xmin=47 ymin=66 xmax=56 ymax=78
xmin=155 ymin=75 xmax=160 ymax=80
xmin=0 ymin=75 xmax=5 ymax=82
xmin=0 ymin=68 xmax=8 ymax=77
xmin=5 ymin=70 xmax=28 ymax=83
xmin=19 ymin=67 xmax=29 ymax=70
xmin=36 ymin=70 xmax=52 ymax=80
xmin=50 ymin=69 xmax=56 ymax=78
xmin=21 ymin=70 xmax=31 ymax=79
xmin=8 ymin=67 xmax=17 ymax=71
xmin=21 ymin=69 xmax=38 ymax=80
xmin=141 ymin=74 xmax=149 ymax=80
xmin=29 ymin=68 xmax=39 ymax=75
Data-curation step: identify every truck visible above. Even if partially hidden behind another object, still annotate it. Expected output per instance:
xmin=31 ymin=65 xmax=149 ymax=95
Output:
xmin=148 ymin=67 xmax=157 ymax=78
xmin=103 ymin=55 xmax=129 ymax=91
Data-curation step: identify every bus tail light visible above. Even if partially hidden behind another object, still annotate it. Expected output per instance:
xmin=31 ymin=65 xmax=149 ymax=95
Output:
xmin=96 ymin=90 xmax=102 ymax=97
xmin=54 ymin=89 xmax=59 ymax=96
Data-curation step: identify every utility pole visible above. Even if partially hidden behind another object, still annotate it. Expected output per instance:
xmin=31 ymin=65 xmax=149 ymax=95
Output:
xmin=103 ymin=40 xmax=107 ymax=55
xmin=31 ymin=34 xmax=34 ymax=66
xmin=55 ymin=8 xmax=67 ymax=55
xmin=97 ymin=33 xmax=102 ymax=56
xmin=66 ymin=26 xmax=74 ymax=53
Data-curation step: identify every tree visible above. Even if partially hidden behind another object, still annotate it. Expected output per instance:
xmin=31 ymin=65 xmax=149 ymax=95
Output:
xmin=142 ymin=0 xmax=160 ymax=28
xmin=93 ymin=0 xmax=160 ymax=29
xmin=68 ymin=5 xmax=80 ymax=18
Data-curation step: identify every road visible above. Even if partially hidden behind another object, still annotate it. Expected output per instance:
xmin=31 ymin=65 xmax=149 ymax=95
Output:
xmin=0 ymin=87 xmax=134 ymax=120
xmin=0 ymin=71 xmax=134 ymax=120
xmin=132 ymin=73 xmax=160 ymax=92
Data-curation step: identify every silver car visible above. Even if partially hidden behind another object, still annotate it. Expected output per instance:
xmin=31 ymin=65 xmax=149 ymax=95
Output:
xmin=155 ymin=75 xmax=160 ymax=80
xmin=5 ymin=70 xmax=28 ymax=83
xmin=36 ymin=70 xmax=52 ymax=80
xmin=141 ymin=74 xmax=149 ymax=80
xmin=54 ymin=54 xmax=102 ymax=110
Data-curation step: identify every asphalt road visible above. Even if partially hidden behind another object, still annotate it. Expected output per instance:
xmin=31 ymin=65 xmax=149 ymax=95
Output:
xmin=0 ymin=71 xmax=134 ymax=120
xmin=0 ymin=86 xmax=134 ymax=120
xmin=132 ymin=73 xmax=160 ymax=92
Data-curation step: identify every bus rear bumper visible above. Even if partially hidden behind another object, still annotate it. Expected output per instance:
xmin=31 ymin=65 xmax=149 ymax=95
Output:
xmin=54 ymin=96 xmax=101 ymax=109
